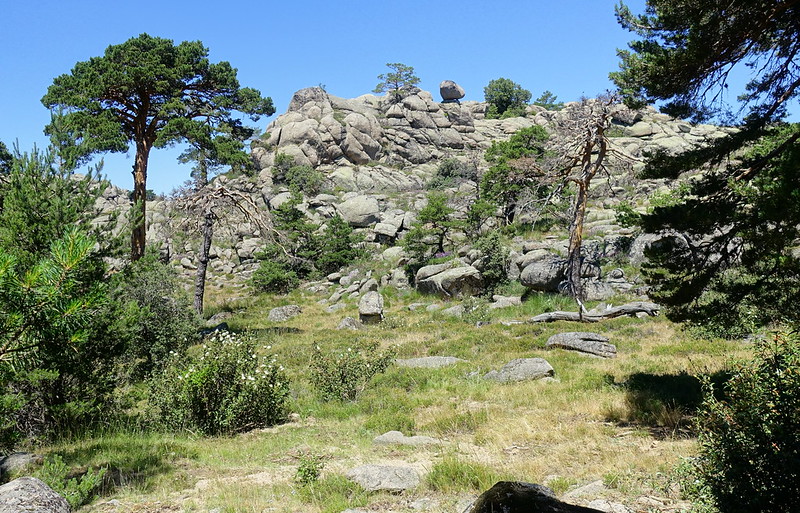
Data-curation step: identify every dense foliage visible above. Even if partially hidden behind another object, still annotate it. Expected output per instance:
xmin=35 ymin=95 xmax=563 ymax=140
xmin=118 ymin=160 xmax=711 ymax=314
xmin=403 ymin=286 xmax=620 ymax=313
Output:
xmin=480 ymin=125 xmax=549 ymax=224
xmin=310 ymin=342 xmax=394 ymax=401
xmin=688 ymin=331 xmax=800 ymax=513
xmin=402 ymin=191 xmax=461 ymax=268
xmin=614 ymin=0 xmax=800 ymax=335
xmin=484 ymin=78 xmax=531 ymax=119
xmin=42 ymin=33 xmax=274 ymax=260
xmin=150 ymin=331 xmax=289 ymax=435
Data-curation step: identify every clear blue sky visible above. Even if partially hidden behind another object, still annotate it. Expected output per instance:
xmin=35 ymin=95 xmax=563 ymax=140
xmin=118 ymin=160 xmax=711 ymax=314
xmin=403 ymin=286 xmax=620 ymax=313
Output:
xmin=1 ymin=0 xmax=650 ymax=194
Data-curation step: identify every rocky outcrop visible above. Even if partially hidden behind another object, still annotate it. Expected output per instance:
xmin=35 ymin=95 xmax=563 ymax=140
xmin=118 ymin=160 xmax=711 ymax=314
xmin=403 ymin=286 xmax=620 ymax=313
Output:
xmin=267 ymin=305 xmax=301 ymax=322
xmin=346 ymin=464 xmax=420 ymax=492
xmin=358 ymin=291 xmax=384 ymax=324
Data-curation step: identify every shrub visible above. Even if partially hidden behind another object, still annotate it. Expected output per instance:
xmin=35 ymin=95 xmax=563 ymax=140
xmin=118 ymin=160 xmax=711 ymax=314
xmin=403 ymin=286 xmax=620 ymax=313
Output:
xmin=295 ymin=453 xmax=325 ymax=485
xmin=315 ymin=216 xmax=365 ymax=275
xmin=251 ymin=258 xmax=300 ymax=293
xmin=373 ymin=62 xmax=420 ymax=103
xmin=484 ymin=78 xmax=531 ymax=118
xmin=310 ymin=342 xmax=395 ymax=401
xmin=34 ymin=454 xmax=107 ymax=509
xmin=473 ymin=231 xmax=509 ymax=296
xmin=100 ymin=250 xmax=200 ymax=379
xmin=150 ymin=331 xmax=289 ymax=435
xmin=427 ymin=158 xmax=478 ymax=190
xmin=686 ymin=331 xmax=800 ymax=513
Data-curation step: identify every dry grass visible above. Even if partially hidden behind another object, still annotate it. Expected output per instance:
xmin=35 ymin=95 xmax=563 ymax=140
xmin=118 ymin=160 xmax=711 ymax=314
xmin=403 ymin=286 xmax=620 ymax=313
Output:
xmin=69 ymin=287 xmax=754 ymax=512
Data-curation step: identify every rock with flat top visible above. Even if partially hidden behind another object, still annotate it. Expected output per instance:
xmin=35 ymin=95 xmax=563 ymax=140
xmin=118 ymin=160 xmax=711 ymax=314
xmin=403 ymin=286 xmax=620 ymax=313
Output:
xmin=546 ymin=332 xmax=617 ymax=358
xmin=0 ymin=477 xmax=70 ymax=513
xmin=346 ymin=464 xmax=420 ymax=492
xmin=484 ymin=358 xmax=554 ymax=383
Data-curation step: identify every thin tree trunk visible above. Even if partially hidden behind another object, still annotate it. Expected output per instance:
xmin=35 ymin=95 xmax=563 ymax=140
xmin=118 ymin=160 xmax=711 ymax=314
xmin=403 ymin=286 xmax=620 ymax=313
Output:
xmin=566 ymin=181 xmax=588 ymax=309
xmin=194 ymin=209 xmax=214 ymax=315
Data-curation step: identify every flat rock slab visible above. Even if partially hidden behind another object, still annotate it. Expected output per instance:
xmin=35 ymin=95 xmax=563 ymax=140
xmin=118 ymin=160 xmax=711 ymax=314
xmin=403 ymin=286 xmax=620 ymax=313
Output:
xmin=484 ymin=358 xmax=554 ymax=383
xmin=463 ymin=481 xmax=604 ymax=513
xmin=546 ymin=332 xmax=617 ymax=358
xmin=267 ymin=305 xmax=301 ymax=322
xmin=346 ymin=464 xmax=420 ymax=492
xmin=0 ymin=477 xmax=70 ymax=513
xmin=373 ymin=431 xmax=443 ymax=446
xmin=395 ymin=356 xmax=466 ymax=369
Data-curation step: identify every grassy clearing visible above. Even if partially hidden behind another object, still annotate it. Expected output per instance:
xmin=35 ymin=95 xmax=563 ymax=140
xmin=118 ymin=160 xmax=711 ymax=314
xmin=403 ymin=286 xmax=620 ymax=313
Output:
xmin=26 ymin=285 xmax=752 ymax=512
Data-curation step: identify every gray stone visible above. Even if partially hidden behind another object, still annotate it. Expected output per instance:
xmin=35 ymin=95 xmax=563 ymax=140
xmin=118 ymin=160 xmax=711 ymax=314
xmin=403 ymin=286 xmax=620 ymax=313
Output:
xmin=489 ymin=295 xmax=522 ymax=309
xmin=586 ymin=500 xmax=634 ymax=513
xmin=484 ymin=358 xmax=555 ymax=383
xmin=546 ymin=333 xmax=617 ymax=358
xmin=267 ymin=305 xmax=301 ymax=322
xmin=416 ymin=265 xmax=484 ymax=298
xmin=358 ymin=291 xmax=384 ymax=324
xmin=440 ymin=80 xmax=466 ymax=101
xmin=358 ymin=278 xmax=379 ymax=295
xmin=0 ymin=453 xmax=42 ymax=479
xmin=337 ymin=316 xmax=362 ymax=330
xmin=519 ymin=255 xmax=566 ymax=292
xmin=337 ymin=195 xmax=381 ymax=227
xmin=0 ymin=477 xmax=70 ymax=513
xmin=326 ymin=303 xmax=347 ymax=313
xmin=442 ymin=304 xmax=466 ymax=317
xmin=395 ymin=356 xmax=466 ymax=368
xmin=373 ymin=431 xmax=443 ymax=446
xmin=346 ymin=464 xmax=420 ymax=492
xmin=463 ymin=481 xmax=603 ymax=513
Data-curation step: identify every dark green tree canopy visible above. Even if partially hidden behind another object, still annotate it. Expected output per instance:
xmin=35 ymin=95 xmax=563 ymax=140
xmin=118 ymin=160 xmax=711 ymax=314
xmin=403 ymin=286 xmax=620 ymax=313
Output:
xmin=41 ymin=33 xmax=275 ymax=260
xmin=613 ymin=0 xmax=800 ymax=335
xmin=484 ymin=78 xmax=531 ymax=118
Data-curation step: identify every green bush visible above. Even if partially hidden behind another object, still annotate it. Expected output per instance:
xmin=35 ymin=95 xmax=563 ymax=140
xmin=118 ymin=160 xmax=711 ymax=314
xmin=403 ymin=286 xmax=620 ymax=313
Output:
xmin=34 ymin=454 xmax=107 ymax=509
xmin=251 ymin=259 xmax=300 ymax=293
xmin=150 ymin=331 xmax=290 ymax=435
xmin=99 ymin=251 xmax=200 ymax=380
xmin=427 ymin=158 xmax=478 ymax=190
xmin=310 ymin=342 xmax=395 ymax=401
xmin=484 ymin=78 xmax=531 ymax=118
xmin=473 ymin=231 xmax=509 ymax=296
xmin=687 ymin=331 xmax=800 ymax=513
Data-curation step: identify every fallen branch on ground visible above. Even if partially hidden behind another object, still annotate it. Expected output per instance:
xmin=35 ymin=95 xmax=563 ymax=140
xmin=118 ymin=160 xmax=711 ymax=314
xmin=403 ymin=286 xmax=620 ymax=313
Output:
xmin=529 ymin=301 xmax=660 ymax=323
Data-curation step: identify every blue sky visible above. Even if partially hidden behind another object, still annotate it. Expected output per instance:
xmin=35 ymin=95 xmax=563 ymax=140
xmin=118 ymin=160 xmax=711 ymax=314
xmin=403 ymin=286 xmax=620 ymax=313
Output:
xmin=1 ymin=0 xmax=654 ymax=194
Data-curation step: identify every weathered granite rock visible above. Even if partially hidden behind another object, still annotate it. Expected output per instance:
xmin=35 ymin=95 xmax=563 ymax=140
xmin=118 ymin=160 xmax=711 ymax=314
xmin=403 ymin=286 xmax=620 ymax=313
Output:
xmin=440 ymin=80 xmax=466 ymax=101
xmin=484 ymin=358 xmax=554 ymax=383
xmin=0 ymin=477 xmax=70 ymax=513
xmin=373 ymin=431 xmax=442 ymax=446
xmin=395 ymin=356 xmax=466 ymax=368
xmin=337 ymin=316 xmax=362 ymax=330
xmin=463 ymin=481 xmax=603 ymax=513
xmin=520 ymin=255 xmax=566 ymax=292
xmin=358 ymin=291 xmax=384 ymax=324
xmin=546 ymin=332 xmax=617 ymax=358
xmin=0 ymin=453 xmax=42 ymax=479
xmin=338 ymin=195 xmax=381 ymax=227
xmin=267 ymin=305 xmax=302 ymax=322
xmin=346 ymin=464 xmax=420 ymax=492
xmin=416 ymin=265 xmax=484 ymax=297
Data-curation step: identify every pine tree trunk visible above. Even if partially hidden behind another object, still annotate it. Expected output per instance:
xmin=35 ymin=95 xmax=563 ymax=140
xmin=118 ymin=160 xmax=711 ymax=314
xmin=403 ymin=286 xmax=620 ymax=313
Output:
xmin=131 ymin=139 xmax=151 ymax=261
xmin=567 ymin=181 xmax=588 ymax=307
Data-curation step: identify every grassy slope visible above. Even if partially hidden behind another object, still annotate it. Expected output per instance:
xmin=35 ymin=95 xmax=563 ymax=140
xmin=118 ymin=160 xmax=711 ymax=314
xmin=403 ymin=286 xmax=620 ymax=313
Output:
xmin=40 ymin=287 xmax=748 ymax=513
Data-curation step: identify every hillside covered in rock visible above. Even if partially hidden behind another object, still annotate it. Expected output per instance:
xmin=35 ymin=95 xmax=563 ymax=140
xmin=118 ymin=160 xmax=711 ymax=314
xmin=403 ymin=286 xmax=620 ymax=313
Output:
xmin=96 ymin=85 xmax=736 ymax=300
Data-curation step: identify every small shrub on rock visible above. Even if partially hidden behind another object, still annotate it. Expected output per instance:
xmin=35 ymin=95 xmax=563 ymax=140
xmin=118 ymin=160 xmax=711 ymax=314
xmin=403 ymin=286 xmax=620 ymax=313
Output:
xmin=150 ymin=331 xmax=289 ymax=435
xmin=310 ymin=342 xmax=394 ymax=401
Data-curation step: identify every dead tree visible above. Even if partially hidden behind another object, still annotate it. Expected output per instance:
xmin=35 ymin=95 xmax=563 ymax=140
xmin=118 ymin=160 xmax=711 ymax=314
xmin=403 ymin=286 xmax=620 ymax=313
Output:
xmin=510 ymin=94 xmax=635 ymax=315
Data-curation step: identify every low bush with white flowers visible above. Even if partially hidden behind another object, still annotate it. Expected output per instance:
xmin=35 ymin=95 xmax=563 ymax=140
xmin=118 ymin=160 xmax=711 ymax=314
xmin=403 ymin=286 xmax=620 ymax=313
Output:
xmin=150 ymin=331 xmax=290 ymax=435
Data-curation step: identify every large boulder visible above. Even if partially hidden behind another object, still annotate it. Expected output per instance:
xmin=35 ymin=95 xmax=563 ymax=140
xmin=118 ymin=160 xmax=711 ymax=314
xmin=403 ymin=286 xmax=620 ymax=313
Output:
xmin=267 ymin=305 xmax=302 ymax=322
xmin=463 ymin=481 xmax=604 ymax=513
xmin=358 ymin=291 xmax=384 ymax=324
xmin=440 ymin=80 xmax=466 ymax=101
xmin=546 ymin=332 xmax=617 ymax=358
xmin=0 ymin=477 xmax=70 ymax=513
xmin=416 ymin=264 xmax=484 ymax=298
xmin=519 ymin=255 xmax=566 ymax=292
xmin=346 ymin=464 xmax=420 ymax=492
xmin=484 ymin=358 xmax=554 ymax=383
xmin=337 ymin=195 xmax=381 ymax=227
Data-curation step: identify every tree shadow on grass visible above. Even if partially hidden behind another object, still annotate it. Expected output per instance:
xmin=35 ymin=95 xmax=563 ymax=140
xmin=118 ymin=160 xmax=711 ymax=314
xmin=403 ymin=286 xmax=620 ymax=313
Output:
xmin=606 ymin=370 xmax=731 ymax=439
